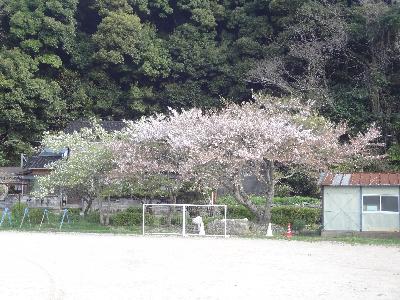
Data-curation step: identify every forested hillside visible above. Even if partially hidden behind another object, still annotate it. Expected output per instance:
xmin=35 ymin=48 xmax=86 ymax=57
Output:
xmin=0 ymin=0 xmax=399 ymax=168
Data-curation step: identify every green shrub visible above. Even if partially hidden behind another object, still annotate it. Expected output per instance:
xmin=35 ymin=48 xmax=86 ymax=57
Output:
xmin=111 ymin=207 xmax=142 ymax=226
xmin=212 ymin=195 xmax=321 ymax=225
xmin=274 ymin=184 xmax=293 ymax=197
xmin=217 ymin=196 xmax=239 ymax=206
xmin=63 ymin=208 xmax=80 ymax=222
xmin=219 ymin=195 xmax=320 ymax=207
xmin=273 ymin=196 xmax=320 ymax=206
xmin=271 ymin=206 xmax=321 ymax=226
xmin=68 ymin=208 xmax=81 ymax=216
xmin=29 ymin=208 xmax=48 ymax=224
xmin=144 ymin=213 xmax=157 ymax=226
xmin=11 ymin=203 xmax=27 ymax=223
xmin=227 ymin=205 xmax=256 ymax=220
xmin=292 ymin=219 xmax=306 ymax=232
xmin=85 ymin=211 xmax=100 ymax=223
xmin=249 ymin=196 xmax=265 ymax=205
xmin=218 ymin=196 xmax=257 ymax=220
xmin=126 ymin=207 xmax=142 ymax=214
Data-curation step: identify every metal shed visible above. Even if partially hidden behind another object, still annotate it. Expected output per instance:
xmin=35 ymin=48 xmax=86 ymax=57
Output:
xmin=320 ymin=173 xmax=400 ymax=235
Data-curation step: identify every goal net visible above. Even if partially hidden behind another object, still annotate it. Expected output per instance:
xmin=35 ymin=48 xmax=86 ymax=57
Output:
xmin=142 ymin=204 xmax=227 ymax=237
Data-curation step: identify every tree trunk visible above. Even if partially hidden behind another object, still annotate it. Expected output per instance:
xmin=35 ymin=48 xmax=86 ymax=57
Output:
xmin=99 ymin=198 xmax=104 ymax=225
xmin=99 ymin=197 xmax=111 ymax=226
xmin=262 ymin=160 xmax=274 ymax=225
xmin=105 ymin=195 xmax=111 ymax=226
xmin=233 ymin=160 xmax=275 ymax=226
xmin=166 ymin=193 xmax=176 ymax=226
xmin=233 ymin=170 xmax=266 ymax=222
xmin=233 ymin=183 xmax=264 ymax=221
xmin=83 ymin=198 xmax=93 ymax=216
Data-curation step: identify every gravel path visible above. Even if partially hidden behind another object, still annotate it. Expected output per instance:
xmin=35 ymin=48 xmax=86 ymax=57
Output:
xmin=0 ymin=232 xmax=399 ymax=299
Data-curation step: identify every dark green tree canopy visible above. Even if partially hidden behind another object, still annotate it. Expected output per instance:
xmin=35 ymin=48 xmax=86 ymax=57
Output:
xmin=0 ymin=0 xmax=399 ymax=170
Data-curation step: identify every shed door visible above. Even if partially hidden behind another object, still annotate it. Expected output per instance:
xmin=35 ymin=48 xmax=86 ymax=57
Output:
xmin=324 ymin=188 xmax=360 ymax=231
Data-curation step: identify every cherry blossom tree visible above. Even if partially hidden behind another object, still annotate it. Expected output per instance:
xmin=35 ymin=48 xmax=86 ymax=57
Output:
xmin=113 ymin=95 xmax=381 ymax=224
xmin=33 ymin=123 xmax=118 ymax=217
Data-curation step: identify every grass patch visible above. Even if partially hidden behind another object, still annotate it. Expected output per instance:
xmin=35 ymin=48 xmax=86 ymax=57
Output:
xmin=0 ymin=218 xmax=141 ymax=234
xmin=1 ymin=223 xmax=399 ymax=246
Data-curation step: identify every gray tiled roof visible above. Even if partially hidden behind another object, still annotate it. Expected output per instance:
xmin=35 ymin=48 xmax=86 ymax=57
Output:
xmin=24 ymin=155 xmax=62 ymax=169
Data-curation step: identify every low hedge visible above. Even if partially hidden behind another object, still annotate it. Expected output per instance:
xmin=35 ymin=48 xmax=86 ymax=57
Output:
xmin=273 ymin=196 xmax=320 ymax=206
xmin=226 ymin=205 xmax=320 ymax=225
xmin=218 ymin=195 xmax=321 ymax=225
xmin=110 ymin=207 xmax=142 ymax=226
xmin=11 ymin=203 xmax=27 ymax=222
xmin=227 ymin=205 xmax=256 ymax=220
xmin=218 ymin=195 xmax=320 ymax=207
xmin=271 ymin=206 xmax=321 ymax=226
xmin=85 ymin=211 xmax=100 ymax=223
xmin=8 ymin=204 xmax=59 ymax=225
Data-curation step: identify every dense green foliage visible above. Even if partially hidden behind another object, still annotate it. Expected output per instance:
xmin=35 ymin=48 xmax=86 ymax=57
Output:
xmin=218 ymin=195 xmax=321 ymax=226
xmin=111 ymin=207 xmax=142 ymax=226
xmin=270 ymin=206 xmax=320 ymax=227
xmin=1 ymin=0 xmax=400 ymax=169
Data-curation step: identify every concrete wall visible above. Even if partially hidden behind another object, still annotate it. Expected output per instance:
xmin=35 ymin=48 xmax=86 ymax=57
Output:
xmin=0 ymin=195 xmax=167 ymax=210
xmin=323 ymin=186 xmax=400 ymax=232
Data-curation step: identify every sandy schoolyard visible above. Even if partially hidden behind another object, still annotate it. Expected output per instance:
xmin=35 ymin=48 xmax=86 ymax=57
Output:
xmin=0 ymin=232 xmax=399 ymax=299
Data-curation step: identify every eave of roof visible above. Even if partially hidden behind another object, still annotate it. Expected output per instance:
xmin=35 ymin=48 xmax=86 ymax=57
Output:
xmin=320 ymin=172 xmax=400 ymax=186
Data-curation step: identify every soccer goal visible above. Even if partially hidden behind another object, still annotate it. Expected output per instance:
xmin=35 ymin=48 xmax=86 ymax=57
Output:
xmin=142 ymin=204 xmax=227 ymax=237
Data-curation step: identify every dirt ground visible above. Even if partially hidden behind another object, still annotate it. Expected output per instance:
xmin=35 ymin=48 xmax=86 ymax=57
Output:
xmin=0 ymin=232 xmax=399 ymax=300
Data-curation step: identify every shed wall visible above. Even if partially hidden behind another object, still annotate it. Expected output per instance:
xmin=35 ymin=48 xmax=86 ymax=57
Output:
xmin=361 ymin=187 xmax=399 ymax=195
xmin=323 ymin=186 xmax=360 ymax=231
xmin=362 ymin=214 xmax=399 ymax=231
xmin=361 ymin=186 xmax=399 ymax=232
xmin=323 ymin=186 xmax=400 ymax=232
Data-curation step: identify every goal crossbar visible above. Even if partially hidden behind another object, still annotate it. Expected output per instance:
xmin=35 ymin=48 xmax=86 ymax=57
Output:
xmin=142 ymin=204 xmax=227 ymax=237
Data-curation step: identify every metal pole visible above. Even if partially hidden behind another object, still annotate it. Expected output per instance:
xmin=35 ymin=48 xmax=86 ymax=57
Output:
xmin=59 ymin=209 xmax=68 ymax=230
xmin=20 ymin=207 xmax=28 ymax=228
xmin=39 ymin=209 xmax=46 ymax=230
xmin=0 ymin=208 xmax=5 ymax=226
xmin=360 ymin=185 xmax=363 ymax=232
xmin=182 ymin=205 xmax=186 ymax=236
xmin=142 ymin=204 xmax=145 ymax=235
xmin=1 ymin=208 xmax=12 ymax=226
xmin=224 ymin=205 xmax=227 ymax=238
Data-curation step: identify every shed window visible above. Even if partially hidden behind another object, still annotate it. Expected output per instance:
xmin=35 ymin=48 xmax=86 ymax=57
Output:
xmin=363 ymin=195 xmax=399 ymax=212
xmin=363 ymin=196 xmax=380 ymax=211
xmin=381 ymin=196 xmax=399 ymax=212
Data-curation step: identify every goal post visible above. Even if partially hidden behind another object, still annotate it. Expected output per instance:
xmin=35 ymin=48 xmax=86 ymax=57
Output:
xmin=142 ymin=204 xmax=227 ymax=237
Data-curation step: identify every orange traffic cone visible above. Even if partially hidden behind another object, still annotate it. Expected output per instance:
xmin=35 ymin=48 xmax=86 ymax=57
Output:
xmin=286 ymin=223 xmax=292 ymax=239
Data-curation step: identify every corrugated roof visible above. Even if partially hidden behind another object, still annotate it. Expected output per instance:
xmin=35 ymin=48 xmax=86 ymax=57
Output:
xmin=63 ymin=119 xmax=126 ymax=134
xmin=320 ymin=173 xmax=400 ymax=186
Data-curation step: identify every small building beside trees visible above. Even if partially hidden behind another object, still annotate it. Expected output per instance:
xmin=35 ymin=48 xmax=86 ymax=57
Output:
xmin=320 ymin=173 xmax=400 ymax=235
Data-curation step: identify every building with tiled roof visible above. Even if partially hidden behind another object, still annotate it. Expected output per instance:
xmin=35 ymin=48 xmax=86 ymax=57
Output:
xmin=14 ymin=119 xmax=126 ymax=197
